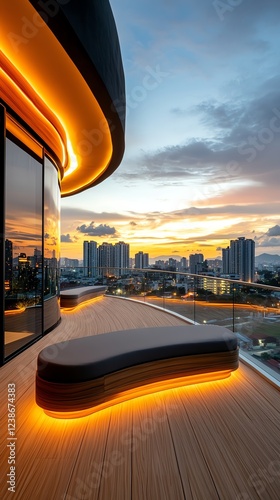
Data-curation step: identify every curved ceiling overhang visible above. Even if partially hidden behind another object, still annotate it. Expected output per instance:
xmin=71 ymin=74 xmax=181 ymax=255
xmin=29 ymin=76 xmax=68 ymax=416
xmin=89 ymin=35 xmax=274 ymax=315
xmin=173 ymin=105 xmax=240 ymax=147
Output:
xmin=1 ymin=0 xmax=125 ymax=197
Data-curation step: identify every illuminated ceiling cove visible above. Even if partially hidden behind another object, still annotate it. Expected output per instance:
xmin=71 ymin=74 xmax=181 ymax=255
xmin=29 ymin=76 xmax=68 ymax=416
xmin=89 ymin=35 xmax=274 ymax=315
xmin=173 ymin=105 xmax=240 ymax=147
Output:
xmin=1 ymin=0 xmax=125 ymax=196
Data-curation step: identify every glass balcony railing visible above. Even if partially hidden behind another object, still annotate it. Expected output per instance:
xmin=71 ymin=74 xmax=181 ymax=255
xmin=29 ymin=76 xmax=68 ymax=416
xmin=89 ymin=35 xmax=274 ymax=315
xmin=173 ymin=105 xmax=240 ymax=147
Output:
xmin=60 ymin=266 xmax=280 ymax=384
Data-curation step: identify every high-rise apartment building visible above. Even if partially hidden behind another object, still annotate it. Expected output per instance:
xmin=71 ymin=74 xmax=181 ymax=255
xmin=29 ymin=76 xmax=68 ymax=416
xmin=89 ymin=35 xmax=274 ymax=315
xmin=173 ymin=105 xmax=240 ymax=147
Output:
xmin=189 ymin=254 xmax=204 ymax=274
xmin=222 ymin=247 xmax=230 ymax=274
xmin=61 ymin=258 xmax=79 ymax=268
xmin=83 ymin=241 xmax=98 ymax=278
xmin=98 ymin=242 xmax=115 ymax=275
xmin=222 ymin=237 xmax=255 ymax=282
xmin=135 ymin=251 xmax=149 ymax=269
xmin=168 ymin=258 xmax=177 ymax=270
xmin=83 ymin=240 xmax=130 ymax=277
xmin=179 ymin=257 xmax=188 ymax=271
xmin=114 ymin=241 xmax=130 ymax=276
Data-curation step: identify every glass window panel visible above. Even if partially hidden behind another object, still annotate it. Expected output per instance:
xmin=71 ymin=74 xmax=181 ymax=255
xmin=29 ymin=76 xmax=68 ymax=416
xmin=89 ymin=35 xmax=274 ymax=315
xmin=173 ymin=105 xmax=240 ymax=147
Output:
xmin=4 ymin=138 xmax=43 ymax=358
xmin=44 ymin=156 xmax=60 ymax=330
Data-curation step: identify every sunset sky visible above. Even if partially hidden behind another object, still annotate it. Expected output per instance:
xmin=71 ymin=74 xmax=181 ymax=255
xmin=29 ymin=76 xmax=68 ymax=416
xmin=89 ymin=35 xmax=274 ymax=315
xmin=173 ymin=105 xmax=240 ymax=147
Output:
xmin=61 ymin=0 xmax=280 ymax=262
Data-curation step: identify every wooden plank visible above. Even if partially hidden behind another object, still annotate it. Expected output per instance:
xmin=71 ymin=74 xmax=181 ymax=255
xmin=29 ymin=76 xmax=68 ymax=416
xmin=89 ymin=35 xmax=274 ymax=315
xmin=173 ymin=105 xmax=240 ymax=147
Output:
xmin=64 ymin=409 xmax=112 ymax=500
xmin=156 ymin=390 xmax=220 ymax=499
xmin=98 ymin=404 xmax=133 ymax=500
xmin=131 ymin=393 xmax=185 ymax=500
xmin=177 ymin=373 xmax=280 ymax=499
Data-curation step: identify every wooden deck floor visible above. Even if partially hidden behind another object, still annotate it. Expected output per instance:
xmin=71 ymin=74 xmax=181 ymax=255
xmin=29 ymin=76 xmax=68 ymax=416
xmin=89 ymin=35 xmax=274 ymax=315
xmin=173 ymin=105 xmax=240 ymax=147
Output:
xmin=1 ymin=296 xmax=280 ymax=500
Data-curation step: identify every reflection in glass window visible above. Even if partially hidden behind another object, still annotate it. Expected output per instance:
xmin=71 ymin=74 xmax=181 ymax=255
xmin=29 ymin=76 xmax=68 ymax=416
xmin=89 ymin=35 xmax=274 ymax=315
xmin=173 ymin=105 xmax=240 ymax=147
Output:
xmin=4 ymin=138 xmax=43 ymax=357
xmin=44 ymin=157 xmax=60 ymax=330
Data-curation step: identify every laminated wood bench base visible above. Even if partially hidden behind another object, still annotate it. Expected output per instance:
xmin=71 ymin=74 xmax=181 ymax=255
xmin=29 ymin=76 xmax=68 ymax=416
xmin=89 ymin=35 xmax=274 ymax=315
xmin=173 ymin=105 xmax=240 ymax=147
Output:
xmin=35 ymin=325 xmax=239 ymax=418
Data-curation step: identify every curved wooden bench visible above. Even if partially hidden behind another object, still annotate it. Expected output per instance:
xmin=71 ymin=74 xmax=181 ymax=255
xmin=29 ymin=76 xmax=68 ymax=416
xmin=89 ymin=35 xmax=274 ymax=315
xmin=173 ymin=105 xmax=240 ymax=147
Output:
xmin=36 ymin=325 xmax=239 ymax=418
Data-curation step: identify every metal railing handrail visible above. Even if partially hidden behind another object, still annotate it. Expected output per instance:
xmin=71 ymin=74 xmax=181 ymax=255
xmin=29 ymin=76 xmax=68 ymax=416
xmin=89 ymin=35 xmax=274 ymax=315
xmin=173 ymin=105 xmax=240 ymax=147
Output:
xmin=60 ymin=266 xmax=280 ymax=293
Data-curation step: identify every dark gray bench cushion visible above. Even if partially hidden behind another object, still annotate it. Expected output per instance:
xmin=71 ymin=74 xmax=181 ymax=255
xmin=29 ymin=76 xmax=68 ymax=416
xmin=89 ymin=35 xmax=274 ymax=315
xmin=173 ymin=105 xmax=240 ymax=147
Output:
xmin=37 ymin=325 xmax=237 ymax=384
xmin=60 ymin=286 xmax=107 ymax=307
xmin=60 ymin=285 xmax=107 ymax=300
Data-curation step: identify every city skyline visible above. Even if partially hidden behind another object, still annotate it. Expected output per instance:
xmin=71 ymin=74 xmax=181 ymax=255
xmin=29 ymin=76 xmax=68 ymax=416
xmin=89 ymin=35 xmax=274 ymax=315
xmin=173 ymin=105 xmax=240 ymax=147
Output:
xmin=65 ymin=235 xmax=258 ymax=273
xmin=61 ymin=0 xmax=280 ymax=261
xmin=60 ymin=235 xmax=280 ymax=266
